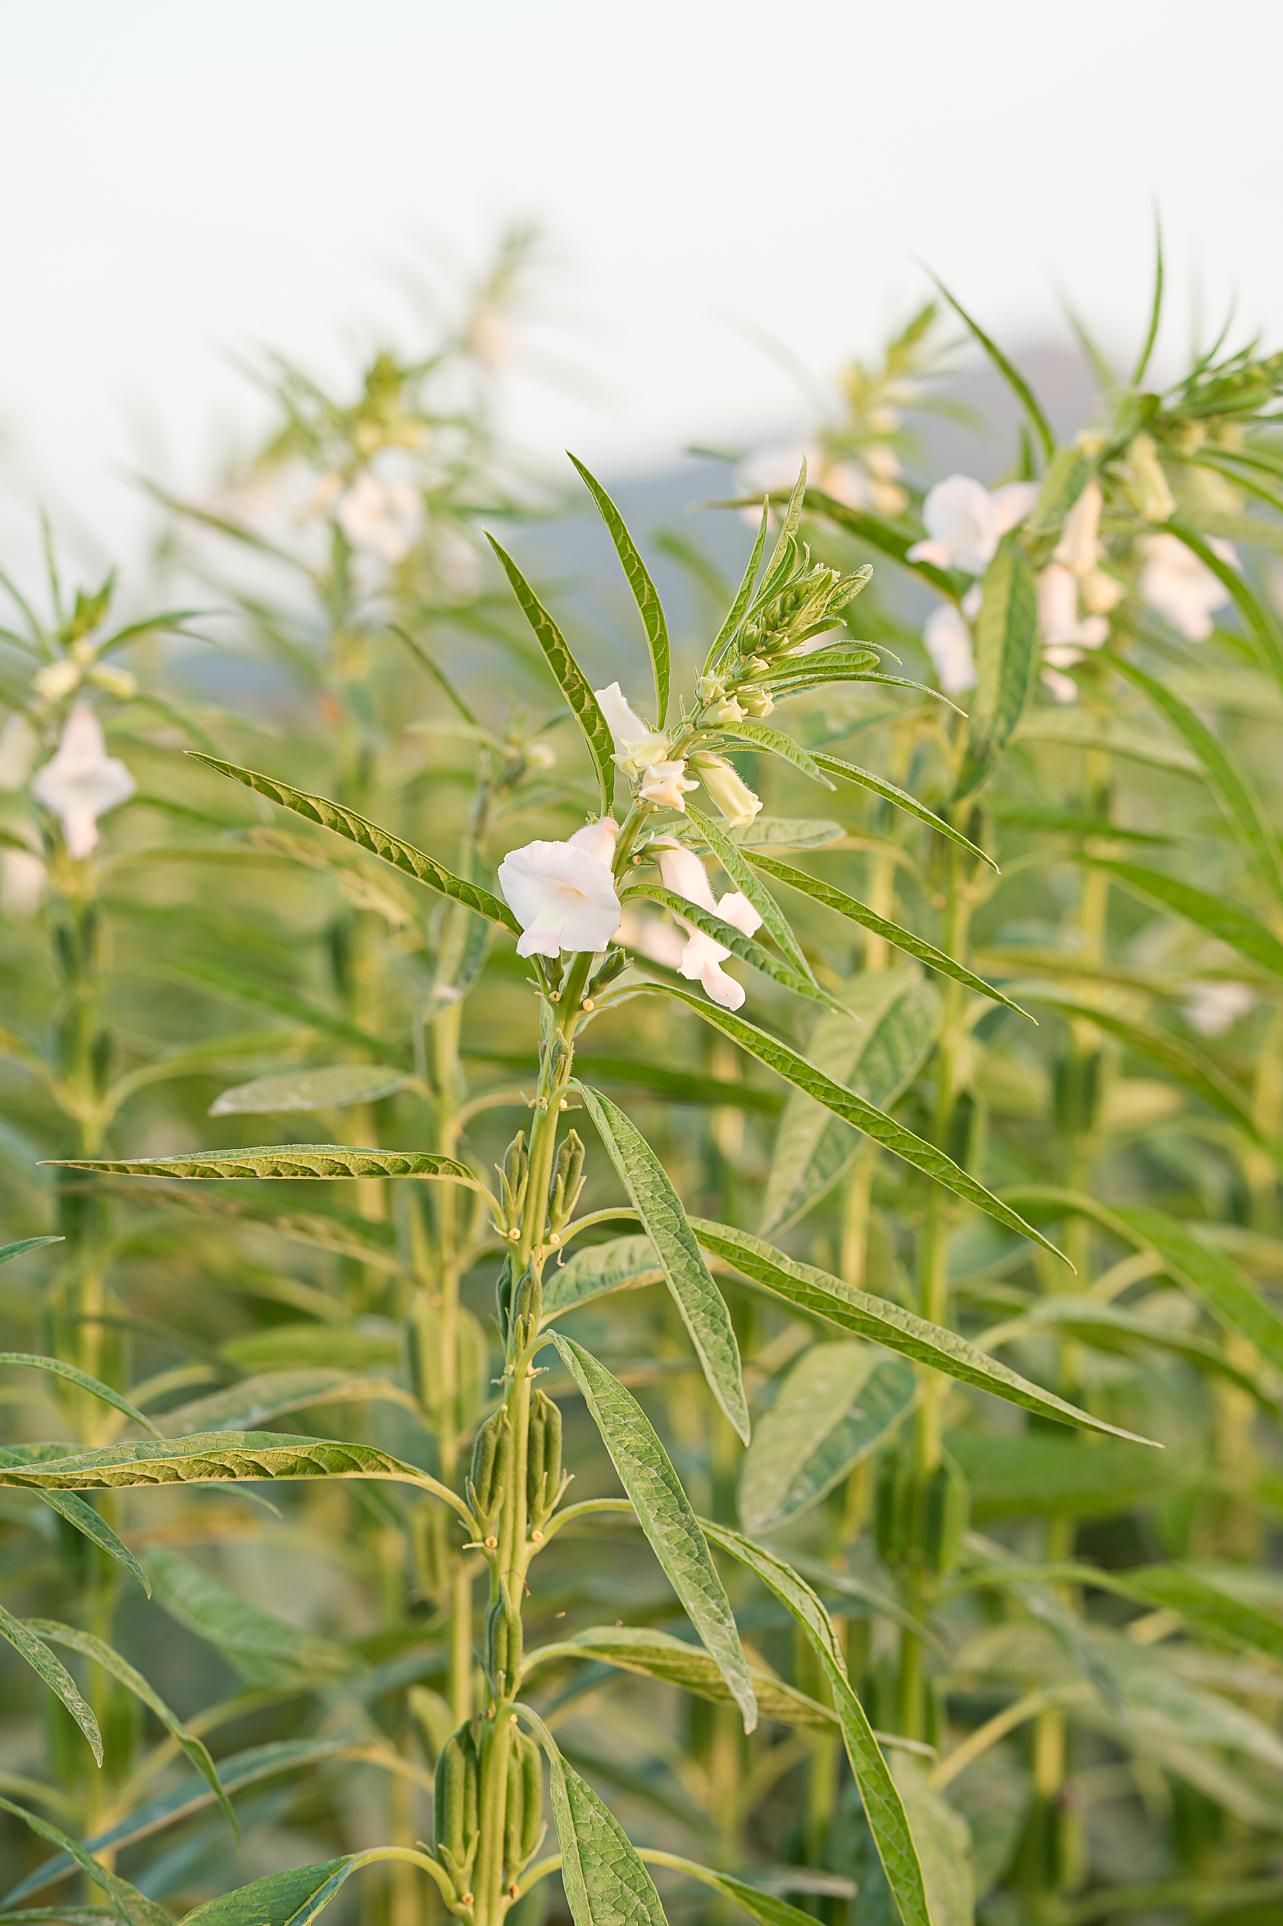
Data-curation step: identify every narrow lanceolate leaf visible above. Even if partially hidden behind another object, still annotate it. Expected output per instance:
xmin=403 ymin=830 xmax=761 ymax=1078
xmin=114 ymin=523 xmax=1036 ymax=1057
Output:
xmin=931 ymin=274 xmax=1055 ymax=458
xmin=540 ymin=1235 xmax=663 ymax=1322
xmin=0 ymin=1796 xmax=168 ymax=1926
xmin=0 ymin=1431 xmax=473 ymax=1522
xmin=486 ymin=536 xmax=616 ymax=811
xmin=576 ymin=1085 xmax=750 ymax=1441
xmin=636 ymin=1851 xmax=822 ymax=1926
xmin=209 ymin=1063 xmax=410 ymax=1116
xmin=46 ymin=1145 xmax=489 ymax=1195
xmin=26 ymin=1621 xmax=237 ymax=1839
xmin=186 ymin=753 xmax=521 ymax=933
xmin=684 ymin=804 xmax=816 ymax=984
xmin=809 ymin=752 xmax=999 ymax=871
xmin=549 ymin=1334 xmax=757 ymax=1730
xmin=739 ymin=1344 xmax=917 ymax=1533
xmin=178 ymin=1858 xmax=355 ymax=1926
xmin=955 ymin=534 xmax=1039 ymax=801
xmin=622 ymin=885 xmax=843 ymax=1011
xmin=747 ymin=852 xmax=1030 ymax=1015
xmin=38 ymin=1493 xmax=153 ymax=1596
xmin=1021 ymin=448 xmax=1093 ymax=554
xmin=715 ymin=721 xmax=835 ymax=787
xmin=728 ymin=815 xmax=844 ymax=851
xmin=0 ymin=1356 xmax=161 ymax=1439
xmin=0 ymin=1607 xmax=102 ymax=1766
xmin=0 ymin=1238 xmax=62 ymax=1268
xmin=1111 ymin=655 xmax=1283 ymax=906
xmin=527 ymin=1624 xmax=834 ymax=1729
xmin=569 ymin=455 xmax=670 ymax=725
xmin=643 ymin=983 xmax=1067 ymax=1260
xmin=803 ymin=488 xmax=963 ymax=599
xmin=156 ymin=1367 xmax=419 ymax=1436
xmin=517 ymin=1705 xmax=669 ymax=1926
xmin=143 ymin=1548 xmax=354 ymax=1686
xmin=1080 ymin=858 xmax=1283 ymax=983
xmin=1168 ymin=519 xmax=1283 ymax=692
xmin=707 ymin=499 xmax=770 ymax=671
xmin=689 ymin=1220 xmax=1158 ymax=1445
xmin=701 ymin=1523 xmax=930 ymax=1926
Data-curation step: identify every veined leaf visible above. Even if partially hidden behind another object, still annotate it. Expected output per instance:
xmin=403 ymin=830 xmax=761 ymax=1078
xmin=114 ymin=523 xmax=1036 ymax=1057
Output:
xmin=37 ymin=1493 xmax=152 ymax=1596
xmin=209 ymin=1064 xmax=410 ymax=1116
xmin=955 ymin=535 xmax=1039 ymax=800
xmin=143 ymin=1548 xmax=354 ymax=1686
xmin=541 ymin=1235 xmax=662 ymax=1321
xmin=636 ymin=1850 xmax=822 ymax=1926
xmin=707 ymin=500 xmax=770 ymax=671
xmin=689 ymin=1220 xmax=1158 ymax=1445
xmin=178 ymin=1858 xmax=353 ymax=1926
xmin=1079 ymin=857 xmax=1283 ymax=983
xmin=726 ymin=816 xmax=844 ymax=851
xmin=892 ymin=1758 xmax=974 ymax=1926
xmin=46 ymin=1145 xmax=491 ymax=1200
xmin=517 ymin=1705 xmax=668 ymax=1926
xmin=26 ymin=1620 xmax=236 ymax=1839
xmin=186 ymin=753 xmax=521 ymax=933
xmin=714 ymin=721 xmax=835 ymax=787
xmin=0 ymin=1355 xmax=161 ymax=1439
xmin=986 ymin=1297 xmax=1267 ymax=1398
xmin=0 ymin=1238 xmax=62 ymax=1269
xmin=575 ymin=1084 xmax=750 ymax=1441
xmin=0 ymin=1607 xmax=102 ymax=1766
xmin=684 ymin=804 xmax=816 ymax=985
xmin=157 ymin=1366 xmax=418 ymax=1436
xmin=701 ymin=1522 xmax=930 ymax=1926
xmin=809 ymin=752 xmax=999 ymax=871
xmin=761 ymin=972 xmax=940 ymax=1235
xmin=486 ymin=537 xmax=616 ymax=811
xmin=622 ymin=884 xmax=842 ymax=1011
xmin=739 ymin=1344 xmax=916 ymax=1532
xmin=0 ymin=1796 xmax=167 ymax=1926
xmin=642 ymin=984 xmax=1066 ymax=1259
xmin=526 ymin=1623 xmax=834 ymax=1729
xmin=747 ymin=852 xmax=1030 ymax=1015
xmin=548 ymin=1334 xmax=757 ymax=1730
xmin=569 ymin=455 xmax=670 ymax=725
xmin=1111 ymin=655 xmax=1283 ymax=906
xmin=1021 ymin=448 xmax=1093 ymax=554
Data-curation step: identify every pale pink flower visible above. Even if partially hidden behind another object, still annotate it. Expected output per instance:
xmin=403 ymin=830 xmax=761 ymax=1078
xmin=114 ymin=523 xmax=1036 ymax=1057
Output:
xmin=1140 ymin=533 xmax=1236 ymax=642
xmin=907 ymin=475 xmax=1038 ymax=576
xmin=497 ymin=826 xmax=621 ymax=958
xmin=1183 ymin=981 xmax=1254 ymax=1037
xmin=640 ymin=759 xmax=699 ymax=811
xmin=690 ymin=755 xmax=762 ymax=829
xmin=31 ymin=703 xmax=135 ymax=859
xmin=656 ymin=840 xmax=762 ymax=1010
xmin=923 ymin=601 xmax=977 ymax=695
xmin=337 ymin=471 xmax=421 ymax=562
xmin=594 ymin=681 xmax=669 ymax=775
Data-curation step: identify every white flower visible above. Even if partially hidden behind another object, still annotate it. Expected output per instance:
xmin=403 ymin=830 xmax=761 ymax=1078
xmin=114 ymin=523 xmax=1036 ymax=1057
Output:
xmin=497 ymin=822 xmax=621 ymax=958
xmin=2 ymin=848 xmax=45 ymax=917
xmin=1183 ymin=981 xmax=1254 ymax=1037
xmin=593 ymin=682 xmax=669 ymax=774
xmin=1038 ymin=564 xmax=1110 ymax=699
xmin=31 ymin=703 xmax=135 ymax=859
xmin=690 ymin=755 xmax=762 ymax=829
xmin=639 ymin=759 xmax=699 ymax=811
xmin=923 ymin=603 xmax=976 ymax=695
xmin=34 ymin=660 xmax=82 ymax=702
xmin=1053 ymin=480 xmax=1103 ymax=577
xmin=907 ymin=475 xmax=1039 ymax=576
xmin=655 ymin=840 xmax=762 ymax=1010
xmin=617 ymin=904 xmax=687 ymax=970
xmin=336 ymin=471 xmax=421 ymax=562
xmin=0 ymin=713 xmax=38 ymax=790
xmin=1140 ymin=532 xmax=1236 ymax=642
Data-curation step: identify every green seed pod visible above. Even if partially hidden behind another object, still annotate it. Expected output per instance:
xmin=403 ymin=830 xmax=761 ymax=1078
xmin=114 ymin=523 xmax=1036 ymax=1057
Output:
xmin=503 ymin=1726 xmax=542 ymax=1874
xmin=924 ymin=1452 xmax=970 ymax=1576
xmin=547 ymin=1130 xmax=586 ymax=1234
xmin=1054 ymin=1049 xmax=1102 ymax=1140
xmin=496 ymin=1255 xmax=514 ymax=1339
xmin=433 ymin=1719 xmax=481 ymax=1882
xmin=525 ymin=1387 xmax=562 ymax=1531
xmin=486 ymin=1591 xmax=523 ymax=1700
xmin=467 ymin=1406 xmax=511 ymax=1533
xmin=503 ymin=1266 xmax=538 ymax=1353
xmin=498 ymin=1131 xmax=529 ymax=1232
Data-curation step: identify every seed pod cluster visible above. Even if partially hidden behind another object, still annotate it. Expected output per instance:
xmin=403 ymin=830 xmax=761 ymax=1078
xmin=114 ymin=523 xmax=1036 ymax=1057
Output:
xmin=467 ymin=1406 xmax=511 ymax=1536
xmin=504 ymin=1727 xmax=544 ymax=1886
xmin=547 ymin=1130 xmax=585 ymax=1235
xmin=433 ymin=1717 xmax=483 ymax=1895
xmin=525 ymin=1387 xmax=563 ymax=1532
xmin=485 ymin=1591 xmax=523 ymax=1700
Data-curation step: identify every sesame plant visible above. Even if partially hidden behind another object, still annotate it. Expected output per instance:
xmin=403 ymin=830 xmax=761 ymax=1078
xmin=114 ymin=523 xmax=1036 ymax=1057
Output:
xmin=2 ymin=244 xmax=1283 ymax=1926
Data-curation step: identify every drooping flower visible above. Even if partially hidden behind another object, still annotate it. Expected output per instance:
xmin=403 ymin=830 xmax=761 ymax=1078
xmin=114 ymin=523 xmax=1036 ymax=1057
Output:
xmin=655 ymin=840 xmax=762 ymax=1010
xmin=1140 ymin=532 xmax=1236 ymax=641
xmin=0 ymin=713 xmax=38 ymax=790
xmin=689 ymin=755 xmax=762 ymax=829
xmin=593 ymin=682 xmax=670 ymax=774
xmin=497 ymin=820 xmax=621 ymax=958
xmin=1183 ymin=981 xmax=1254 ymax=1037
xmin=336 ymin=470 xmax=421 ymax=562
xmin=30 ymin=703 xmax=135 ymax=859
xmin=1036 ymin=563 xmax=1110 ymax=702
xmin=640 ymin=759 xmax=699 ymax=811
xmin=907 ymin=475 xmax=1039 ymax=576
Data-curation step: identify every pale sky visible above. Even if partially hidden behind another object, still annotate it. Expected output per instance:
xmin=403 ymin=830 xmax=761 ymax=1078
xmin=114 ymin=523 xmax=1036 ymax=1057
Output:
xmin=2 ymin=0 xmax=1280 ymax=570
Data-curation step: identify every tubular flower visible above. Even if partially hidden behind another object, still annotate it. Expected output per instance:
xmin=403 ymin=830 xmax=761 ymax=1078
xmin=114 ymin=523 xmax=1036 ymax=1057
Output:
xmin=907 ymin=475 xmax=1038 ymax=576
xmin=593 ymin=682 xmax=669 ymax=775
xmin=1037 ymin=563 xmax=1110 ymax=703
xmin=689 ymin=754 xmax=762 ymax=829
xmin=497 ymin=820 xmax=621 ymax=958
xmin=30 ymin=703 xmax=135 ymax=859
xmin=655 ymin=840 xmax=762 ymax=1011
xmin=640 ymin=759 xmax=699 ymax=811
xmin=1139 ymin=532 xmax=1236 ymax=641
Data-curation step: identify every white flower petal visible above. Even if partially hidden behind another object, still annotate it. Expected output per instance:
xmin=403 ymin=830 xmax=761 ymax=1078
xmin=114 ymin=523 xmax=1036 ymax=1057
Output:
xmin=497 ymin=838 xmax=622 ymax=957
xmin=923 ymin=604 xmax=976 ymax=695
xmin=31 ymin=703 xmax=135 ymax=856
xmin=593 ymin=681 xmax=651 ymax=750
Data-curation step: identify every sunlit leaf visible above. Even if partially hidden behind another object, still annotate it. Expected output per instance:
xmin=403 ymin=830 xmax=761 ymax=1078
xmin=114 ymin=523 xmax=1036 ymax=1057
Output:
xmin=739 ymin=1344 xmax=916 ymax=1532
xmin=683 ymin=804 xmax=816 ymax=984
xmin=208 ymin=1063 xmax=410 ymax=1116
xmin=569 ymin=455 xmax=670 ymax=725
xmin=955 ymin=535 xmax=1039 ymax=800
xmin=517 ymin=1705 xmax=669 ymax=1926
xmin=809 ymin=753 xmax=998 ymax=871
xmin=0 ymin=1608 xmax=102 ymax=1766
xmin=0 ymin=1356 xmax=161 ymax=1439
xmin=527 ymin=1623 xmax=833 ymax=1728
xmin=621 ymin=884 xmax=842 ymax=1011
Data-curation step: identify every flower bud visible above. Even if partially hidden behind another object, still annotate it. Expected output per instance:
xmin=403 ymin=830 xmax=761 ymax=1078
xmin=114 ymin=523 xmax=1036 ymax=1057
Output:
xmin=34 ymin=661 xmax=82 ymax=702
xmin=639 ymin=758 xmax=699 ymax=811
xmin=688 ymin=755 xmax=762 ymax=830
xmin=1122 ymin=434 xmax=1176 ymax=523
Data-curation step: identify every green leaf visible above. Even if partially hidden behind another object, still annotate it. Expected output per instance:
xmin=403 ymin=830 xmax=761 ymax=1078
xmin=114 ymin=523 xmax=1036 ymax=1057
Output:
xmin=1020 ymin=448 xmax=1093 ymax=555
xmin=0 ymin=1795 xmax=168 ymax=1926
xmin=1110 ymin=655 xmax=1283 ymax=906
xmin=516 ymin=1705 xmax=669 ymax=1926
xmin=636 ymin=1851 xmax=822 ymax=1926
xmin=209 ymin=1064 xmax=411 ymax=1116
xmin=931 ymin=276 xmax=1054 ymax=459
xmin=683 ymin=805 xmax=816 ymax=985
xmin=389 ymin=623 xmax=477 ymax=725
xmin=46 ymin=1145 xmax=490 ymax=1198
xmin=803 ymin=489 xmax=963 ymax=599
xmin=0 ymin=1608 xmax=102 ymax=1766
xmin=739 ymin=1344 xmax=917 ymax=1533
xmin=186 ymin=753 xmax=521 ymax=933
xmin=527 ymin=1623 xmax=834 ymax=1729
xmin=1112 ymin=1564 xmax=1283 ymax=1664
xmin=142 ymin=1548 xmax=355 ymax=1686
xmin=992 ymin=1296 xmax=1267 ymax=1398
xmin=706 ymin=500 xmax=770 ymax=671
xmin=220 ymin=1324 xmax=401 ymax=1372
xmin=809 ymin=753 xmax=999 ymax=872
xmin=689 ymin=1220 xmax=1158 ymax=1445
xmin=724 ymin=816 xmax=844 ymax=851
xmin=641 ymin=984 xmax=1067 ymax=1260
xmin=746 ymin=853 xmax=1030 ymax=1015
xmin=761 ymin=973 xmax=940 ymax=1235
xmin=157 ymin=1366 xmax=418 ymax=1436
xmin=177 ymin=1859 xmax=355 ymax=1926
xmin=1167 ymin=520 xmax=1283 ymax=691
xmin=163 ymin=960 xmax=400 ymax=1060
xmin=891 ymin=1758 xmax=974 ymax=1926
xmin=485 ymin=537 xmax=616 ymax=811
xmin=1013 ymin=706 xmax=1199 ymax=773
xmin=699 ymin=1522 xmax=930 ymax=1926
xmin=0 ymin=1430 xmax=473 ymax=1523
xmin=548 ymin=1334 xmax=757 ymax=1730
xmin=568 ymin=455 xmax=670 ymax=726
xmin=541 ymin=1235 xmax=661 ymax=1320
xmin=26 ymin=1620 xmax=237 ymax=1840
xmin=37 ymin=1493 xmax=153 ymax=1597
xmin=0 ymin=1356 xmax=162 ymax=1439
xmin=714 ymin=721 xmax=834 ymax=787
xmin=622 ymin=885 xmax=842 ymax=1011
xmin=1131 ymin=214 xmax=1164 ymax=384
xmin=1079 ymin=857 xmax=1283 ymax=983
xmin=955 ymin=535 xmax=1039 ymax=800
xmin=575 ymin=1085 xmax=749 ymax=1441
xmin=0 ymin=1239 xmax=62 ymax=1269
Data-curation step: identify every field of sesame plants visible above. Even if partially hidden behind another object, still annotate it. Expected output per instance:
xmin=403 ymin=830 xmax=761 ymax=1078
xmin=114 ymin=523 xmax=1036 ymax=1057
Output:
xmin=3 ymin=242 xmax=1283 ymax=1926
